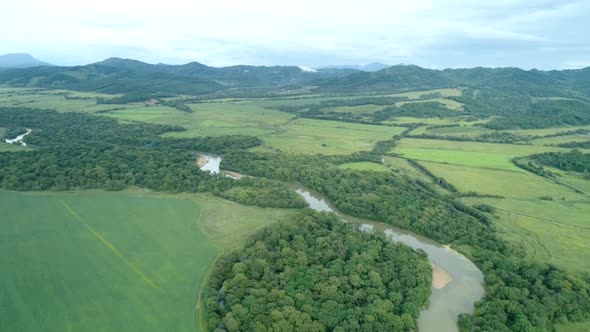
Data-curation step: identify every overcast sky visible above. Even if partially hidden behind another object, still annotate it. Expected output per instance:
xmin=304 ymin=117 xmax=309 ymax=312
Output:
xmin=2 ymin=0 xmax=589 ymax=69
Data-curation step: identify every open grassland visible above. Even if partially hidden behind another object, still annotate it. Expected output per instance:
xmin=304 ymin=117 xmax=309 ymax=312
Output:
xmin=108 ymin=100 xmax=404 ymax=155
xmin=394 ymin=138 xmax=584 ymax=171
xmin=0 ymin=88 xmax=123 ymax=113
xmin=412 ymin=160 xmax=590 ymax=273
xmin=506 ymin=125 xmax=590 ymax=137
xmin=243 ymin=88 xmax=462 ymax=109
xmin=420 ymin=161 xmax=584 ymax=200
xmin=337 ymin=161 xmax=390 ymax=172
xmin=257 ymin=118 xmax=404 ymax=155
xmin=392 ymin=136 xmax=590 ymax=273
xmin=0 ymin=190 xmax=296 ymax=332
xmin=463 ymin=196 xmax=590 ymax=274
xmin=149 ymin=101 xmax=294 ymax=138
xmin=395 ymin=98 xmax=464 ymax=110
xmin=530 ymin=134 xmax=590 ymax=146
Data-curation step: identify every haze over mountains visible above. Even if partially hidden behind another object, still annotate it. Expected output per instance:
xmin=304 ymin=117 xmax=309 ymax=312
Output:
xmin=0 ymin=53 xmax=53 ymax=68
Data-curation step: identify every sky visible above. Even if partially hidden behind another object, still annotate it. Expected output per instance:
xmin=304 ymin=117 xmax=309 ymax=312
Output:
xmin=1 ymin=0 xmax=589 ymax=69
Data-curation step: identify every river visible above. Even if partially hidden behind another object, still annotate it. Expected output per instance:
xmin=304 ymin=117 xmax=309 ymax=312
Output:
xmin=199 ymin=154 xmax=485 ymax=332
xmin=295 ymin=187 xmax=485 ymax=332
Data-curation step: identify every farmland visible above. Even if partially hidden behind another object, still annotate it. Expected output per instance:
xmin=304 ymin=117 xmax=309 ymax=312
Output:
xmin=1 ymin=81 xmax=590 ymax=331
xmin=0 ymin=189 xmax=295 ymax=332
xmin=393 ymin=138 xmax=590 ymax=273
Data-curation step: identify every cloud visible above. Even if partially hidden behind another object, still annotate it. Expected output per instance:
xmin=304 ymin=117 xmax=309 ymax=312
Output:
xmin=0 ymin=0 xmax=588 ymax=69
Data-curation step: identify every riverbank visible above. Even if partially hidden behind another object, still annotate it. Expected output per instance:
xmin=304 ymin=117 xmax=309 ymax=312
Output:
xmin=294 ymin=186 xmax=485 ymax=332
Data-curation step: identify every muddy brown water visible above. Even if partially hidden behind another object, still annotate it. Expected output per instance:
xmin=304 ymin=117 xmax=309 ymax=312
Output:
xmin=198 ymin=155 xmax=485 ymax=332
xmin=295 ymin=187 xmax=485 ymax=332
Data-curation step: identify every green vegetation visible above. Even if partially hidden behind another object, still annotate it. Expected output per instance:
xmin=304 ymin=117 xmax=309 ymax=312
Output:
xmin=0 ymin=189 xmax=298 ymax=332
xmin=338 ymin=161 xmax=389 ymax=172
xmin=223 ymin=150 xmax=590 ymax=330
xmin=0 ymin=190 xmax=214 ymax=332
xmin=205 ymin=210 xmax=431 ymax=331
xmin=3 ymin=61 xmax=590 ymax=330
xmin=529 ymin=150 xmax=590 ymax=174
xmin=0 ymin=143 xmax=27 ymax=152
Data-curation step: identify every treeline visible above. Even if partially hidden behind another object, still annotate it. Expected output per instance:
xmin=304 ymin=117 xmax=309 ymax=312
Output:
xmin=529 ymin=150 xmax=590 ymax=174
xmin=482 ymin=99 xmax=590 ymax=130
xmin=408 ymin=131 xmax=530 ymax=144
xmin=205 ymin=210 xmax=432 ymax=331
xmin=0 ymin=107 xmax=261 ymax=153
xmin=0 ymin=107 xmax=305 ymax=209
xmin=222 ymin=151 xmax=492 ymax=245
xmin=217 ymin=178 xmax=307 ymax=208
xmin=372 ymin=102 xmax=461 ymax=121
xmin=97 ymin=91 xmax=154 ymax=104
xmin=221 ymin=150 xmax=590 ymax=331
xmin=406 ymin=159 xmax=458 ymax=193
xmin=559 ymin=140 xmax=590 ymax=149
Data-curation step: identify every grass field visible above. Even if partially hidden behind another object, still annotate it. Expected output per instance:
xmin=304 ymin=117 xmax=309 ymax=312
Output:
xmin=409 ymin=159 xmax=590 ymax=273
xmin=338 ymin=161 xmax=390 ymax=172
xmin=258 ymin=118 xmax=403 ymax=154
xmin=530 ymin=134 xmax=590 ymax=146
xmin=395 ymin=98 xmax=464 ymax=110
xmin=394 ymin=138 xmax=583 ymax=171
xmin=391 ymin=137 xmax=590 ymax=273
xmin=106 ymin=101 xmax=405 ymax=155
xmin=0 ymin=190 xmax=296 ymax=332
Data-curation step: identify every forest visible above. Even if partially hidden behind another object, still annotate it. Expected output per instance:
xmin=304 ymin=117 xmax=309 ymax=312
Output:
xmin=221 ymin=150 xmax=590 ymax=331
xmin=0 ymin=107 xmax=300 ymax=209
xmin=205 ymin=210 xmax=432 ymax=331
xmin=2 ymin=60 xmax=590 ymax=331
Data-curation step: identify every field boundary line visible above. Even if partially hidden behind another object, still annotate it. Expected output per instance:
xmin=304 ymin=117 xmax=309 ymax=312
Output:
xmin=495 ymin=208 xmax=590 ymax=231
xmin=60 ymin=201 xmax=161 ymax=290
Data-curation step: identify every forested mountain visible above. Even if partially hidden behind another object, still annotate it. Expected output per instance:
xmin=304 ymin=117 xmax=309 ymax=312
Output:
xmin=2 ymin=58 xmax=590 ymax=99
xmin=0 ymin=57 xmax=349 ymax=94
xmin=316 ymin=65 xmax=590 ymax=97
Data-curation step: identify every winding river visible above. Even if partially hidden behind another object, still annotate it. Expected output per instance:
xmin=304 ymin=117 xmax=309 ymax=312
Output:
xmin=199 ymin=155 xmax=485 ymax=332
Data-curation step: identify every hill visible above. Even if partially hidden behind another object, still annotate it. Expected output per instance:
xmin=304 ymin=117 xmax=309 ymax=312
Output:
xmin=0 ymin=53 xmax=52 ymax=68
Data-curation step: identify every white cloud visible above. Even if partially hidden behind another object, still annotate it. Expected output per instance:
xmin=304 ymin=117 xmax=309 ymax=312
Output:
xmin=0 ymin=0 xmax=588 ymax=69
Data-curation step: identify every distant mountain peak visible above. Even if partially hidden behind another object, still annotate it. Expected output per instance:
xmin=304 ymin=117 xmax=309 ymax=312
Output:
xmin=0 ymin=53 xmax=53 ymax=68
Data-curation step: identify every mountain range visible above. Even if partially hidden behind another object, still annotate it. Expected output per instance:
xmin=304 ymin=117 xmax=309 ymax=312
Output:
xmin=0 ymin=55 xmax=589 ymax=99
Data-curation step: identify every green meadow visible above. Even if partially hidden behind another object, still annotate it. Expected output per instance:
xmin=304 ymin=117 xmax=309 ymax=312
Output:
xmin=0 ymin=190 xmax=295 ymax=332
xmin=395 ymin=140 xmax=590 ymax=273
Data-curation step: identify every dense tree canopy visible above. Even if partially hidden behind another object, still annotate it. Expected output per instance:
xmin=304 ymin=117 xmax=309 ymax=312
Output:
xmin=221 ymin=150 xmax=590 ymax=331
xmin=205 ymin=210 xmax=432 ymax=332
xmin=530 ymin=150 xmax=590 ymax=174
